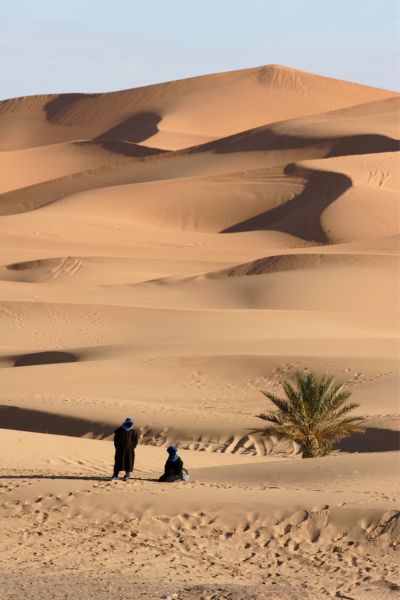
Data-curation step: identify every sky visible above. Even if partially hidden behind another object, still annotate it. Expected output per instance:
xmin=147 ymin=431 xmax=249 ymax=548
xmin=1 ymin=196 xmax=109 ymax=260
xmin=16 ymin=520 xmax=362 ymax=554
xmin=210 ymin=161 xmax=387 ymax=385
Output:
xmin=1 ymin=0 xmax=399 ymax=99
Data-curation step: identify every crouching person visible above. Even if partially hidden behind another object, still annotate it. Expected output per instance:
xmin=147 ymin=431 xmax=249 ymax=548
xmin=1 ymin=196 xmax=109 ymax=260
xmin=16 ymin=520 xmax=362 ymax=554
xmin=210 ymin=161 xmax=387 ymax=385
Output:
xmin=158 ymin=445 xmax=188 ymax=482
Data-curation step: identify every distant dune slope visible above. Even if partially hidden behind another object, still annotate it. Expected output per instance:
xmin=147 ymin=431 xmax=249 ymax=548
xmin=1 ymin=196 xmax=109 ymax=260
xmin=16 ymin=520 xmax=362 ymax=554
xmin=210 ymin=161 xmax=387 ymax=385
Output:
xmin=0 ymin=95 xmax=398 ymax=223
xmin=0 ymin=64 xmax=396 ymax=151
xmin=0 ymin=64 xmax=398 ymax=452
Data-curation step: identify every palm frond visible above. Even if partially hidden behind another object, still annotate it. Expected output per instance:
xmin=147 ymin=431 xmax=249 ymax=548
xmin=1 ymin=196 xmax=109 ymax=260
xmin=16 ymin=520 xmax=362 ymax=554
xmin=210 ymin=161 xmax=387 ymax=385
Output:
xmin=255 ymin=369 xmax=365 ymax=457
xmin=256 ymin=412 xmax=283 ymax=424
xmin=261 ymin=391 xmax=292 ymax=414
xmin=281 ymin=380 xmax=303 ymax=410
xmin=329 ymin=403 xmax=363 ymax=420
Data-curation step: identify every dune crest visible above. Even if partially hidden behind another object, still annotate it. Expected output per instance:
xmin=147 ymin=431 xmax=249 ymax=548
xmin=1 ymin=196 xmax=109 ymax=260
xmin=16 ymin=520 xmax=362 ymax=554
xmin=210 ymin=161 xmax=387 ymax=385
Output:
xmin=0 ymin=63 xmax=396 ymax=150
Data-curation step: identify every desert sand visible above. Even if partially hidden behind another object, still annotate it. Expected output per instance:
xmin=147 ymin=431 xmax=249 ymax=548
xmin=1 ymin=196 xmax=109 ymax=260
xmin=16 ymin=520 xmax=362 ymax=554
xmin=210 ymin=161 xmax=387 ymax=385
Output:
xmin=0 ymin=64 xmax=399 ymax=599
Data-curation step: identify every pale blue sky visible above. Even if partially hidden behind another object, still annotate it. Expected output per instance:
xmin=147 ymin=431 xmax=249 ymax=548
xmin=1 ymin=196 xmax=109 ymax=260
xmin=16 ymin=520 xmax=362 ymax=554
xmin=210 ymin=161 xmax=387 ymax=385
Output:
xmin=1 ymin=0 xmax=399 ymax=99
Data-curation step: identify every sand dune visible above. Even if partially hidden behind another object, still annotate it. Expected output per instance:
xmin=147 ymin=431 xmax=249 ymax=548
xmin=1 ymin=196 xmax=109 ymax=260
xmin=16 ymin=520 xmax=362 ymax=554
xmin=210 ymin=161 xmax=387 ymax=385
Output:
xmin=0 ymin=65 xmax=399 ymax=598
xmin=1 ymin=96 xmax=397 ymax=235
xmin=0 ymin=64 xmax=396 ymax=151
xmin=0 ymin=141 xmax=164 ymax=194
xmin=0 ymin=430 xmax=399 ymax=599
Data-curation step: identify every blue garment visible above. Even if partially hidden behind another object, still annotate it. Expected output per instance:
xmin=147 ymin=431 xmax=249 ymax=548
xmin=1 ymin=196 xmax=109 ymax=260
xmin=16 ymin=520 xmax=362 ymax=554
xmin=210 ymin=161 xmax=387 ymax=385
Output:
xmin=167 ymin=445 xmax=179 ymax=462
xmin=122 ymin=418 xmax=135 ymax=431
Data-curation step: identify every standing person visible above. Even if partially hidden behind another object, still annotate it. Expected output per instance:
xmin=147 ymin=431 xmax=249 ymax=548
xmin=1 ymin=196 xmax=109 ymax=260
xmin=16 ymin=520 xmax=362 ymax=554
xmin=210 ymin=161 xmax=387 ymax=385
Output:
xmin=158 ymin=445 xmax=185 ymax=482
xmin=111 ymin=418 xmax=138 ymax=481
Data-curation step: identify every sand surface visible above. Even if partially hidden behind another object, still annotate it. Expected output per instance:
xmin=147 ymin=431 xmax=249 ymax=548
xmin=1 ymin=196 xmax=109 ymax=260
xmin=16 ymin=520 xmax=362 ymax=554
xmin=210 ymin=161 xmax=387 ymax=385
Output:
xmin=0 ymin=64 xmax=399 ymax=599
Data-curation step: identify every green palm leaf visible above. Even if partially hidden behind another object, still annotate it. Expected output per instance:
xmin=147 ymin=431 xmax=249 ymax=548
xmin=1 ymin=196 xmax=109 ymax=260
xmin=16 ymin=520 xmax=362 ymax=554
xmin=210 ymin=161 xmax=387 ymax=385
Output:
xmin=253 ymin=369 xmax=365 ymax=458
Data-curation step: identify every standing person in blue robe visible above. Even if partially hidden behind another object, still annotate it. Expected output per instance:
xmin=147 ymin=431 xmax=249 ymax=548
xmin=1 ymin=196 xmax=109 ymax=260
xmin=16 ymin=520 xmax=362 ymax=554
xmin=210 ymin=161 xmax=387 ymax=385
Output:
xmin=111 ymin=418 xmax=138 ymax=481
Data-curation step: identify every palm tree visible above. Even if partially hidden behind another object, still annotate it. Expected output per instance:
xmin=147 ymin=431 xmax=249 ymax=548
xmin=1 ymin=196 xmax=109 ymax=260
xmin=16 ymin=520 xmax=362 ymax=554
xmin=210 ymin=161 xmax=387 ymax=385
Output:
xmin=254 ymin=370 xmax=365 ymax=458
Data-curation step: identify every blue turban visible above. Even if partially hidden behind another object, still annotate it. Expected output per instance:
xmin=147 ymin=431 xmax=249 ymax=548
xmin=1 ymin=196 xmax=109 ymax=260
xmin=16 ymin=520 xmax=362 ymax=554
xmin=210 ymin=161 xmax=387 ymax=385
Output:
xmin=167 ymin=445 xmax=179 ymax=462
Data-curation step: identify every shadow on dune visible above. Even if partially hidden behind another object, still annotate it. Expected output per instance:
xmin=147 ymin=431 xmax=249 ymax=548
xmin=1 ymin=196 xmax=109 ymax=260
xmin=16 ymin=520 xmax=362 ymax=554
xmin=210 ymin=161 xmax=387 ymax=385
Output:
xmin=200 ymin=127 xmax=315 ymax=154
xmin=1 ymin=407 xmax=398 ymax=454
xmin=44 ymin=93 xmax=97 ymax=122
xmin=222 ymin=168 xmax=351 ymax=242
xmin=0 ymin=406 xmax=111 ymax=439
xmin=45 ymin=95 xmax=161 ymax=144
xmin=0 ymin=113 xmax=163 ymax=217
xmin=97 ymin=140 xmax=165 ymax=157
xmin=0 ymin=345 xmax=119 ymax=368
xmin=196 ymin=124 xmax=399 ymax=157
xmin=0 ymin=475 xmax=106 ymax=481
xmin=336 ymin=428 xmax=400 ymax=453
xmin=14 ymin=351 xmax=78 ymax=367
xmin=0 ymin=475 xmax=158 ymax=482
xmin=327 ymin=134 xmax=400 ymax=157
xmin=95 ymin=111 xmax=161 ymax=144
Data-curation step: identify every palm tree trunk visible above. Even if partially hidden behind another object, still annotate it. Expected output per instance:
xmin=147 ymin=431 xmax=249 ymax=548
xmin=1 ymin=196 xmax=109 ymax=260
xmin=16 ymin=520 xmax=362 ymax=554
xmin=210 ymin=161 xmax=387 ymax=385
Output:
xmin=302 ymin=436 xmax=320 ymax=458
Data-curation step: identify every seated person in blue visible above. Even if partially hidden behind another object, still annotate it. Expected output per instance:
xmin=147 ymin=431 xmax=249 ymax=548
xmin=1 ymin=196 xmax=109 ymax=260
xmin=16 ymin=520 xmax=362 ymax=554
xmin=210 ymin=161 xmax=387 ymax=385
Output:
xmin=158 ymin=445 xmax=184 ymax=482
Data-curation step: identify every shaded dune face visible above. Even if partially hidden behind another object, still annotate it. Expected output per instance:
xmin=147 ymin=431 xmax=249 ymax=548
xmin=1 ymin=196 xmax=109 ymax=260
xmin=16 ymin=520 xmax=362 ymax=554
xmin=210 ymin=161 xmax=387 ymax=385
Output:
xmin=0 ymin=405 xmax=109 ymax=438
xmin=44 ymin=93 xmax=98 ymax=122
xmin=45 ymin=97 xmax=163 ymax=145
xmin=221 ymin=169 xmax=352 ymax=241
xmin=0 ymin=63 xmax=398 ymax=454
xmin=13 ymin=351 xmax=78 ymax=367
xmin=96 ymin=140 xmax=164 ymax=157
xmin=198 ymin=127 xmax=399 ymax=157
xmin=220 ymin=253 xmax=398 ymax=277
xmin=1 ymin=257 xmax=85 ymax=283
xmin=94 ymin=112 xmax=161 ymax=143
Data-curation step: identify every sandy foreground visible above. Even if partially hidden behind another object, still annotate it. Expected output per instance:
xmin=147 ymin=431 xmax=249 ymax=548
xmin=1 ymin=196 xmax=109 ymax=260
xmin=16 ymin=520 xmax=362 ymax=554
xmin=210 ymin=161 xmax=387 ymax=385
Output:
xmin=0 ymin=64 xmax=399 ymax=599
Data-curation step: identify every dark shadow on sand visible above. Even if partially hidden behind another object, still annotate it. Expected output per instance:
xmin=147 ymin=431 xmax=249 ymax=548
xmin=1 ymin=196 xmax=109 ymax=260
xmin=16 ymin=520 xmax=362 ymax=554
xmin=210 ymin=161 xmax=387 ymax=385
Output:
xmin=97 ymin=140 xmax=165 ymax=157
xmin=191 ymin=125 xmax=399 ymax=157
xmin=222 ymin=169 xmax=351 ymax=243
xmin=95 ymin=112 xmax=161 ymax=144
xmin=0 ymin=406 xmax=111 ymax=439
xmin=14 ymin=351 xmax=78 ymax=367
xmin=336 ymin=428 xmax=400 ymax=453
xmin=44 ymin=93 xmax=96 ymax=121
xmin=0 ymin=475 xmax=158 ymax=482
xmin=45 ymin=94 xmax=161 ymax=145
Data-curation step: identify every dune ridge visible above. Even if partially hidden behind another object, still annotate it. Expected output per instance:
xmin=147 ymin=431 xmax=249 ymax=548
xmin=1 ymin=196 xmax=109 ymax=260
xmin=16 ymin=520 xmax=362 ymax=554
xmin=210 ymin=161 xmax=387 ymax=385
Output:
xmin=1 ymin=64 xmax=396 ymax=150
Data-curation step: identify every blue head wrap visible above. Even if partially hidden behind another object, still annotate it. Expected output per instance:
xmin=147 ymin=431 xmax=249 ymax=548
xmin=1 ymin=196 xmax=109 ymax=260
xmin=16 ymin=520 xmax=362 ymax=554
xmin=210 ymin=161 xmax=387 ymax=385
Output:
xmin=167 ymin=445 xmax=179 ymax=462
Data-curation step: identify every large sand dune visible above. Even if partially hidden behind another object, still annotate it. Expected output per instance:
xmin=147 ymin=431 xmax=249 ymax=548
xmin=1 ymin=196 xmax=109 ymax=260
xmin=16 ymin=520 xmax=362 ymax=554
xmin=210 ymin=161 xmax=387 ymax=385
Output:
xmin=0 ymin=65 xmax=399 ymax=599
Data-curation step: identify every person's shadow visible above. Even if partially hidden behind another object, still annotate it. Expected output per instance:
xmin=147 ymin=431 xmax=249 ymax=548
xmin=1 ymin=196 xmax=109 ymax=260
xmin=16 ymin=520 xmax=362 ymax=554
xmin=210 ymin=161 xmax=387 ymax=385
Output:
xmin=0 ymin=475 xmax=158 ymax=482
